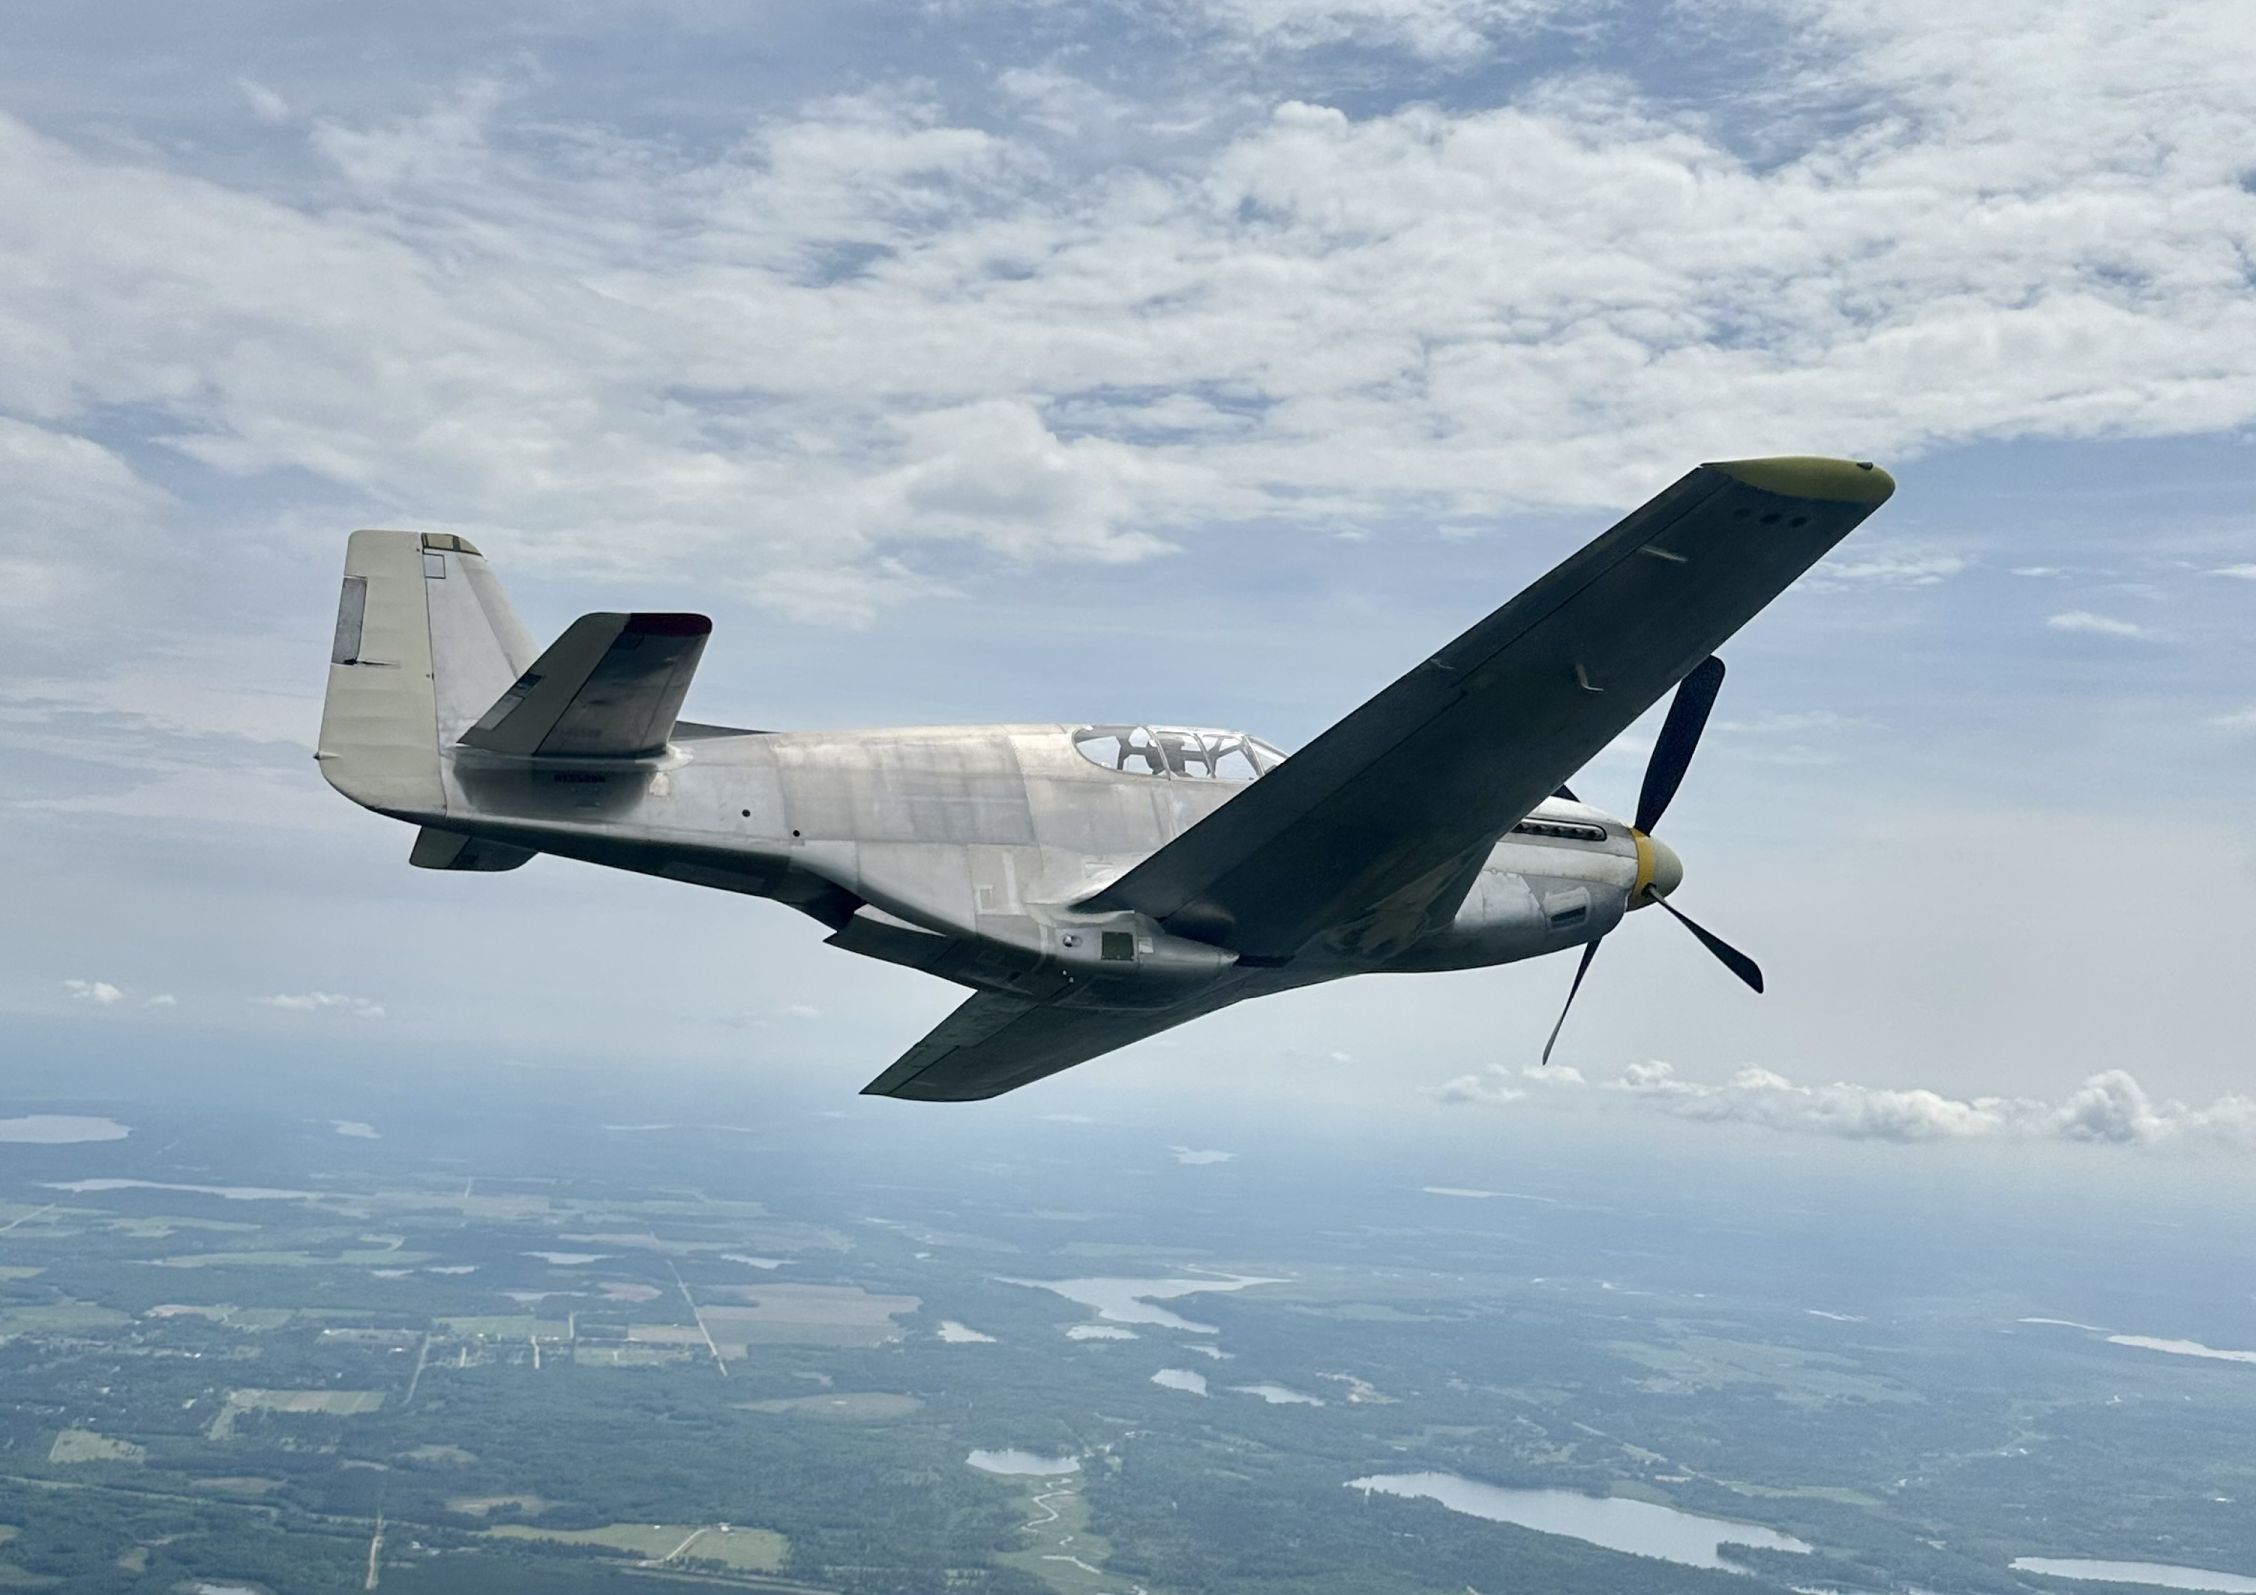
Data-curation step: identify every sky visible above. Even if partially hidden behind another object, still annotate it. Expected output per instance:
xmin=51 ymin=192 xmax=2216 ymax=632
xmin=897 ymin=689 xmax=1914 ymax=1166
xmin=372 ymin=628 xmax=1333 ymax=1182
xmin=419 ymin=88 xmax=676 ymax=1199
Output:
xmin=1 ymin=0 xmax=2251 ymax=1154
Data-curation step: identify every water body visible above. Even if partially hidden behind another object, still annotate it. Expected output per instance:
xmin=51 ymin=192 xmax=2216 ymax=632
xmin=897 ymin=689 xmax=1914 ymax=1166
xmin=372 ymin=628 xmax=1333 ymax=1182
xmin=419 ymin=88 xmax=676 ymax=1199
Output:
xmin=1151 ymin=1368 xmax=1209 ymax=1395
xmin=1422 ymin=1186 xmax=1555 ymax=1203
xmin=1347 ymin=1474 xmax=1813 ymax=1571
xmin=967 ymin=1449 xmax=1080 ymax=1476
xmin=44 ymin=1179 xmax=314 ymax=1201
xmin=937 ymin=1321 xmax=997 ymax=1343
xmin=0 ymin=1115 xmax=129 ymax=1143
xmin=1001 ymin=1272 xmax=1285 ymax=1333
xmin=2107 ymin=1335 xmax=2256 ymax=1366
xmin=1233 ymin=1383 xmax=1322 ymax=1405
xmin=2012 ymin=1560 xmax=2256 ymax=1593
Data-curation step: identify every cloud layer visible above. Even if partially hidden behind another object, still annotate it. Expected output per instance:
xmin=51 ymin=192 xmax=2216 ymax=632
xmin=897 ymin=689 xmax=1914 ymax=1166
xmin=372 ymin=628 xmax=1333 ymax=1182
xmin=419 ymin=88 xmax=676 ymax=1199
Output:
xmin=1436 ymin=1061 xmax=2256 ymax=1149
xmin=4 ymin=0 xmax=2253 ymax=624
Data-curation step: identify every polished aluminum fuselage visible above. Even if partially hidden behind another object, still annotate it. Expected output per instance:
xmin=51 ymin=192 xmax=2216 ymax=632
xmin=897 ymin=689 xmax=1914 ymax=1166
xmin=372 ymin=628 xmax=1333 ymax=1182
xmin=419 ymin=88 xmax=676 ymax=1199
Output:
xmin=436 ymin=722 xmax=1639 ymax=1004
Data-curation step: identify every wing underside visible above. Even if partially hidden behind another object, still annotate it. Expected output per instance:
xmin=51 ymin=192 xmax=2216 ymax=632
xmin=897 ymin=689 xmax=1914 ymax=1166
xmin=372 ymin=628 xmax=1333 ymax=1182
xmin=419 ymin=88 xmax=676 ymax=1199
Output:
xmin=861 ymin=989 xmax=1244 ymax=1102
xmin=1086 ymin=457 xmax=1895 ymax=959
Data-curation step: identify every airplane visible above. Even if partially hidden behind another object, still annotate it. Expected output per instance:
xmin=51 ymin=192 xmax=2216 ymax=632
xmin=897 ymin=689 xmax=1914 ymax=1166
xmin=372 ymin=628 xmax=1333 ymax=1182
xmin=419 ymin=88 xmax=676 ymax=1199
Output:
xmin=317 ymin=455 xmax=1894 ymax=1101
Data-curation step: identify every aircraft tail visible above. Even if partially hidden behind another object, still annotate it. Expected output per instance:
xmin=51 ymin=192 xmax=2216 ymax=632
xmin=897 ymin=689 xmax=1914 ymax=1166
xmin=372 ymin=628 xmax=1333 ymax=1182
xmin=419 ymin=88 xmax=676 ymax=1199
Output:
xmin=317 ymin=530 xmax=538 ymax=821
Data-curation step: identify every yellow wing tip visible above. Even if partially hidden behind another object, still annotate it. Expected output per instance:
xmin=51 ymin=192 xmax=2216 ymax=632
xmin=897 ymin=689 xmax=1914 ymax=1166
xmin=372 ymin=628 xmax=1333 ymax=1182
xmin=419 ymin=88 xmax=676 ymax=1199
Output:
xmin=1706 ymin=456 xmax=1895 ymax=506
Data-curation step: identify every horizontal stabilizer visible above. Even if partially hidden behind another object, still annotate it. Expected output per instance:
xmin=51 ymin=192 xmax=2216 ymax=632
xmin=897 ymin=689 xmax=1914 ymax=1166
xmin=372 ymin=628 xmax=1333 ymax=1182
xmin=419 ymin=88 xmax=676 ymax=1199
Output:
xmin=459 ymin=612 xmax=710 ymax=758
xmin=410 ymin=827 xmax=536 ymax=872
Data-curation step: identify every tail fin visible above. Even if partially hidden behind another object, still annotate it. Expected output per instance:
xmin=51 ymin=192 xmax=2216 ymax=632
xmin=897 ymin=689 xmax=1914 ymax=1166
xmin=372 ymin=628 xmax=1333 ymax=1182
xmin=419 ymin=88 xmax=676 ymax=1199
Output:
xmin=317 ymin=530 xmax=536 ymax=819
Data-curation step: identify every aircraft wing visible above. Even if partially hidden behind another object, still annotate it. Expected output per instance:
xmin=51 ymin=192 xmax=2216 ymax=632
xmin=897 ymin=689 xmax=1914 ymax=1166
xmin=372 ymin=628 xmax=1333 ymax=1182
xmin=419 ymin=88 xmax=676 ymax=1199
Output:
xmin=1086 ymin=457 xmax=1894 ymax=960
xmin=862 ymin=988 xmax=1244 ymax=1102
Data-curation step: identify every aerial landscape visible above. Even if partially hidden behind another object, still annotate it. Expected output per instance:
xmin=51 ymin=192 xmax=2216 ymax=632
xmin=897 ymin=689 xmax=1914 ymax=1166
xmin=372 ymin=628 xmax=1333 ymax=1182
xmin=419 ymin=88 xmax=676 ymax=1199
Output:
xmin=4 ymin=0 xmax=2255 ymax=1592
xmin=2 ymin=1068 xmax=2252 ymax=1594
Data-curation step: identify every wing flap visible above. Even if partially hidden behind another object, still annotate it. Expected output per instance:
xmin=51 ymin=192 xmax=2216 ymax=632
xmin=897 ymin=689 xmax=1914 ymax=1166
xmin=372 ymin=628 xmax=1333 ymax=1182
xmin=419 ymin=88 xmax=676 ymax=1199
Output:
xmin=1088 ymin=457 xmax=1893 ymax=957
xmin=459 ymin=612 xmax=710 ymax=758
xmin=862 ymin=990 xmax=1240 ymax=1102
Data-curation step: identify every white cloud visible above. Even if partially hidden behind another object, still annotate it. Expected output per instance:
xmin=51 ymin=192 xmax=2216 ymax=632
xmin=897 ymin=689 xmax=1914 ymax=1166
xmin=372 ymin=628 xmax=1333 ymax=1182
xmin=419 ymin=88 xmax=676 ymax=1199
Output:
xmin=2046 ymin=610 xmax=2150 ymax=638
xmin=258 ymin=992 xmax=386 ymax=1020
xmin=0 ymin=418 xmax=170 ymax=626
xmin=236 ymin=78 xmax=292 ymax=125
xmin=1438 ymin=1060 xmax=2256 ymax=1149
xmin=0 ymin=1 xmax=2251 ymax=627
xmin=1811 ymin=549 xmax=1969 ymax=589
xmin=1715 ymin=709 xmax=1859 ymax=736
xmin=1169 ymin=0 xmax=1572 ymax=60
xmin=64 ymin=978 xmax=124 ymax=1005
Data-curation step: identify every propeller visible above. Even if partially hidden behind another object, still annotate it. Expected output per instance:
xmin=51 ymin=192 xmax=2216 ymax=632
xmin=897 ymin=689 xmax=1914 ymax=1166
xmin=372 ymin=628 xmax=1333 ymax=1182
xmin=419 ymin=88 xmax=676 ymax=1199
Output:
xmin=1540 ymin=655 xmax=1764 ymax=1062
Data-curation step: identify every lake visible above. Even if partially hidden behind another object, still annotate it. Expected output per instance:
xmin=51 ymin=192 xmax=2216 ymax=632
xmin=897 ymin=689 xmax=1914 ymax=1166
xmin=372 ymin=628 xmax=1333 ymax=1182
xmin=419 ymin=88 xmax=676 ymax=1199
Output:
xmin=2012 ymin=1560 xmax=2256 ymax=1593
xmin=0 ymin=1115 xmax=129 ymax=1143
xmin=1000 ymin=1272 xmax=1285 ymax=1333
xmin=44 ymin=1179 xmax=314 ymax=1201
xmin=966 ymin=1449 xmax=1079 ymax=1476
xmin=1347 ymin=1473 xmax=1813 ymax=1571
xmin=1233 ymin=1383 xmax=1322 ymax=1405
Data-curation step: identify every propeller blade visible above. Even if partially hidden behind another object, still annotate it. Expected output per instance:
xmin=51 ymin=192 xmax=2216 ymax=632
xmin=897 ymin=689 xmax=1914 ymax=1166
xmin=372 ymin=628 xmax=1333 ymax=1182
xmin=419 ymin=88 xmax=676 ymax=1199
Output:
xmin=1540 ymin=938 xmax=1604 ymax=1065
xmin=1635 ymin=655 xmax=1726 ymax=836
xmin=1652 ymin=897 xmax=1764 ymax=994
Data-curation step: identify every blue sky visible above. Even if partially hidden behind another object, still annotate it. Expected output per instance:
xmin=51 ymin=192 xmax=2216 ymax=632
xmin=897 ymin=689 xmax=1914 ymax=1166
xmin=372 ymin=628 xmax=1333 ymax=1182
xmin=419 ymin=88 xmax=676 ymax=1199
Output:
xmin=1 ymin=0 xmax=2250 ymax=1150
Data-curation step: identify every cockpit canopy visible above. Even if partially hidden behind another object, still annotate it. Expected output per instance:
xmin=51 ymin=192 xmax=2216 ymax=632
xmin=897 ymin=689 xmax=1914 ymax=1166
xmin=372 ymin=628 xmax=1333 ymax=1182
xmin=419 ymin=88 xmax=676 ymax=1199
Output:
xmin=1072 ymin=725 xmax=1287 ymax=783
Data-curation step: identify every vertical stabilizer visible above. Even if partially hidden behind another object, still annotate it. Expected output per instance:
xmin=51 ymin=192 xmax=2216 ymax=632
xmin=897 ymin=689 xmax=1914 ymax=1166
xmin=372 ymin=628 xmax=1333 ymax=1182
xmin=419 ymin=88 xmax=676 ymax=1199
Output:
xmin=317 ymin=530 xmax=535 ymax=819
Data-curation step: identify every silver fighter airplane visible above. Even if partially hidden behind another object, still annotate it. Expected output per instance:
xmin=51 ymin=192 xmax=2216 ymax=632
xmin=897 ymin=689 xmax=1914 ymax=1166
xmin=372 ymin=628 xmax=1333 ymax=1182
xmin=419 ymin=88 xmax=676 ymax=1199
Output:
xmin=318 ymin=456 xmax=1895 ymax=1100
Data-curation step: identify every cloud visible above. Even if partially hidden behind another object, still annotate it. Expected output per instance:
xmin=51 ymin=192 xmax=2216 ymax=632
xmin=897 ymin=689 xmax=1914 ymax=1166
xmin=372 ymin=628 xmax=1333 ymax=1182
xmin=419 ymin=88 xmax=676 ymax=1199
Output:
xmin=0 ymin=418 xmax=171 ymax=627
xmin=2046 ymin=610 xmax=2150 ymax=638
xmin=64 ymin=978 xmax=124 ymax=1005
xmin=3 ymin=0 xmax=2253 ymax=629
xmin=1810 ymin=548 xmax=1969 ymax=589
xmin=236 ymin=78 xmax=292 ymax=125
xmin=1715 ymin=709 xmax=1861 ymax=736
xmin=1438 ymin=1061 xmax=2256 ymax=1149
xmin=257 ymin=992 xmax=386 ymax=1020
xmin=1166 ymin=0 xmax=1574 ymax=61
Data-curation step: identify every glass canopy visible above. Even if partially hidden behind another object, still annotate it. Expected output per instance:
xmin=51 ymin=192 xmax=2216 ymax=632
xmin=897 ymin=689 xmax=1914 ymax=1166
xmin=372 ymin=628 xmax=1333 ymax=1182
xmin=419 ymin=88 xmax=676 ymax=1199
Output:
xmin=1071 ymin=725 xmax=1287 ymax=783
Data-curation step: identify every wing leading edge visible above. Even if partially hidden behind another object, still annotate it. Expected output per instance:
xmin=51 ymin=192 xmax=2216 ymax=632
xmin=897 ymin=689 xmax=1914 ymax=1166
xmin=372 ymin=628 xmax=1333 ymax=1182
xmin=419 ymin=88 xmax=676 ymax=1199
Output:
xmin=1087 ymin=456 xmax=1895 ymax=959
